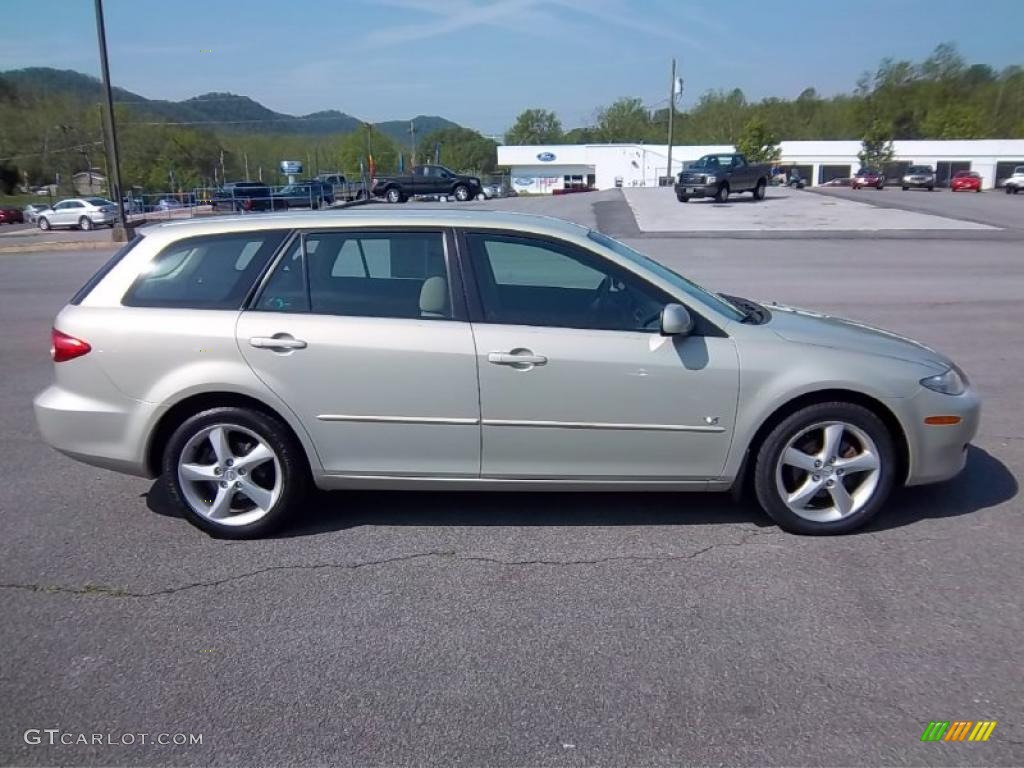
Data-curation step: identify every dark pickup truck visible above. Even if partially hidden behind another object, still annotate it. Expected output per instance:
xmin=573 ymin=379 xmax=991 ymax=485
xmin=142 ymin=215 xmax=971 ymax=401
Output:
xmin=675 ymin=153 xmax=771 ymax=203
xmin=372 ymin=164 xmax=483 ymax=203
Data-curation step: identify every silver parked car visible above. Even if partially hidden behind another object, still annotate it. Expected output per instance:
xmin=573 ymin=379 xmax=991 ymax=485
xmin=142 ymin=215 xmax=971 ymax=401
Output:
xmin=37 ymin=197 xmax=117 ymax=231
xmin=901 ymin=165 xmax=936 ymax=191
xmin=34 ymin=210 xmax=980 ymax=538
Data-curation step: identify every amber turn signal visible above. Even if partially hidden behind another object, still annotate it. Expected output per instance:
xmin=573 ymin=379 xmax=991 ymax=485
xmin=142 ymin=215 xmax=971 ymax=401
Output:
xmin=924 ymin=415 xmax=962 ymax=426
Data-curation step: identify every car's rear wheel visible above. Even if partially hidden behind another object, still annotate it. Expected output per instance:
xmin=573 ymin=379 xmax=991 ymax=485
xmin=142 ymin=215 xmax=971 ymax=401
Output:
xmin=453 ymin=184 xmax=470 ymax=202
xmin=162 ymin=407 xmax=310 ymax=538
xmin=753 ymin=402 xmax=895 ymax=535
xmin=753 ymin=179 xmax=766 ymax=200
xmin=79 ymin=216 xmax=93 ymax=231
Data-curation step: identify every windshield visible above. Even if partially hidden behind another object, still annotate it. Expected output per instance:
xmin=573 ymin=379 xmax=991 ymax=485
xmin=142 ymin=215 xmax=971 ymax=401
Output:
xmin=587 ymin=230 xmax=746 ymax=322
xmin=687 ymin=155 xmax=734 ymax=170
xmin=907 ymin=166 xmax=931 ymax=174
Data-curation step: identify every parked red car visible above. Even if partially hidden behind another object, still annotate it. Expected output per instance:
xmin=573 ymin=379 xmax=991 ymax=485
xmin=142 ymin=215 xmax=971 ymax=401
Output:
xmin=0 ymin=207 xmax=25 ymax=224
xmin=950 ymin=170 xmax=982 ymax=192
xmin=852 ymin=169 xmax=885 ymax=190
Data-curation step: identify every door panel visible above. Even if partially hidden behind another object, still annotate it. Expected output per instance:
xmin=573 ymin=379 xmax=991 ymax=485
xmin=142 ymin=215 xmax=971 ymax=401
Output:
xmin=473 ymin=324 xmax=739 ymax=479
xmin=237 ymin=313 xmax=481 ymax=475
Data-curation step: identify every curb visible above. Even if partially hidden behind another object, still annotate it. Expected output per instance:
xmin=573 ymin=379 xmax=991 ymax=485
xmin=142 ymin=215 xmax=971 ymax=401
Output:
xmin=0 ymin=240 xmax=118 ymax=254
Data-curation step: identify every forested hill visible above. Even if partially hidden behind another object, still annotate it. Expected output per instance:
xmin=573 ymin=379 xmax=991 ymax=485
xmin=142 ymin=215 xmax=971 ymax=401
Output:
xmin=0 ymin=68 xmax=461 ymax=142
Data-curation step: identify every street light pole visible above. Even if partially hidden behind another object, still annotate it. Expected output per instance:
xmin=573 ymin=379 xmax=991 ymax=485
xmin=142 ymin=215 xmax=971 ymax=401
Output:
xmin=665 ymin=57 xmax=676 ymax=184
xmin=93 ymin=0 xmax=132 ymax=240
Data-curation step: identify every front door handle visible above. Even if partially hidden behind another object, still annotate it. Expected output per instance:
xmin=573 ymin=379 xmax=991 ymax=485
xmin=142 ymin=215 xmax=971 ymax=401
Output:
xmin=488 ymin=349 xmax=548 ymax=368
xmin=249 ymin=334 xmax=307 ymax=351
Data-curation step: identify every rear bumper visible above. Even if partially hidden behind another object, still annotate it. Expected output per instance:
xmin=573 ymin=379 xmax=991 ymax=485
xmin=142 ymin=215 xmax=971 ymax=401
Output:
xmin=33 ymin=384 xmax=158 ymax=478
xmin=901 ymin=386 xmax=981 ymax=486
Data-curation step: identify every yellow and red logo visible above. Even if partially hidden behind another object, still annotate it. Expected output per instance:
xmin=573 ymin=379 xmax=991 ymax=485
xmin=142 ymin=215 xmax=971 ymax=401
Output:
xmin=921 ymin=721 xmax=997 ymax=742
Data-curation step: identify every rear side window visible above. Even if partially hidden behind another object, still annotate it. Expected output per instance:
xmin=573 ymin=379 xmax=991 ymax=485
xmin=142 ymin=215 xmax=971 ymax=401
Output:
xmin=70 ymin=236 xmax=145 ymax=305
xmin=256 ymin=230 xmax=450 ymax=319
xmin=123 ymin=231 xmax=286 ymax=309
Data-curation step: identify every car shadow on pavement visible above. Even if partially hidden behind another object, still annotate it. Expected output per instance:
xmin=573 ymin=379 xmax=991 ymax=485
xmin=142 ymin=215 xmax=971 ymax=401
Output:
xmin=143 ymin=446 xmax=1015 ymax=538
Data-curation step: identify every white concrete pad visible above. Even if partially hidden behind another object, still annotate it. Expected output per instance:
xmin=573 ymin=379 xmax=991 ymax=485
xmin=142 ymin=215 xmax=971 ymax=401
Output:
xmin=623 ymin=186 xmax=996 ymax=232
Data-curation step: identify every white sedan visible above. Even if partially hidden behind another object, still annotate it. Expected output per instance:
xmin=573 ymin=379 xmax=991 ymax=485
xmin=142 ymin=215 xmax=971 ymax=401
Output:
xmin=36 ymin=198 xmax=117 ymax=231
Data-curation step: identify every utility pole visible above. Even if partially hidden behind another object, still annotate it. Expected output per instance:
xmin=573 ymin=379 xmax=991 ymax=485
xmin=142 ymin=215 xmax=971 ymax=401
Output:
xmin=409 ymin=120 xmax=417 ymax=166
xmin=93 ymin=0 xmax=132 ymax=240
xmin=219 ymin=150 xmax=226 ymax=182
xmin=665 ymin=57 xmax=676 ymax=184
xmin=244 ymin=152 xmax=250 ymax=181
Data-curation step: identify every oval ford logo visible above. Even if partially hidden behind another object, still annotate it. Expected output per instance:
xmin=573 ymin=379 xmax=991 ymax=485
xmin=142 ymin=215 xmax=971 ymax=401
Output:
xmin=536 ymin=152 xmax=556 ymax=162
xmin=513 ymin=177 xmax=534 ymax=186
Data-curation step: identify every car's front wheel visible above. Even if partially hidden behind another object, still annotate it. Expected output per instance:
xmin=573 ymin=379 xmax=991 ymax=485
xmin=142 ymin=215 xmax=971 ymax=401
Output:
xmin=753 ymin=179 xmax=766 ymax=200
xmin=453 ymin=184 xmax=470 ymax=202
xmin=753 ymin=402 xmax=895 ymax=535
xmin=162 ymin=407 xmax=310 ymax=538
xmin=38 ymin=217 xmax=50 ymax=231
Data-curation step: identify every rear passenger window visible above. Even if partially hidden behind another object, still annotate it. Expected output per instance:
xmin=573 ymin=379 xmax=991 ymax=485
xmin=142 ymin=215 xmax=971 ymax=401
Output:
xmin=257 ymin=231 xmax=450 ymax=319
xmin=123 ymin=231 xmax=286 ymax=309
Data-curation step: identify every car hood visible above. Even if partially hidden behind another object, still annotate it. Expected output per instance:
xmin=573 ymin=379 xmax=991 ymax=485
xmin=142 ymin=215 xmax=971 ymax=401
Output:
xmin=765 ymin=303 xmax=950 ymax=371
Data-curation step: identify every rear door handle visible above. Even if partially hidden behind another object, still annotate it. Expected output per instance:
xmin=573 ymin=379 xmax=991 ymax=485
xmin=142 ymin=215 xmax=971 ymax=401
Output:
xmin=488 ymin=350 xmax=547 ymax=367
xmin=249 ymin=335 xmax=307 ymax=351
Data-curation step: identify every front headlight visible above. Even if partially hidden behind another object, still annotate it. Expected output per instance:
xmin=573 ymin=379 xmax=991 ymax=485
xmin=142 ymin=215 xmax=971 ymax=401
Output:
xmin=920 ymin=366 xmax=968 ymax=396
xmin=705 ymin=175 xmax=717 ymax=183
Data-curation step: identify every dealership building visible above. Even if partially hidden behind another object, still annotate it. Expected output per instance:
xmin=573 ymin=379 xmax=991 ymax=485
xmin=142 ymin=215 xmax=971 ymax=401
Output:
xmin=497 ymin=140 xmax=1024 ymax=193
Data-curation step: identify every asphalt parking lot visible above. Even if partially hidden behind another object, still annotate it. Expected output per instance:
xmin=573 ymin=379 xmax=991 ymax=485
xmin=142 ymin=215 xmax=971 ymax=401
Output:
xmin=1 ymin=190 xmax=1022 ymax=766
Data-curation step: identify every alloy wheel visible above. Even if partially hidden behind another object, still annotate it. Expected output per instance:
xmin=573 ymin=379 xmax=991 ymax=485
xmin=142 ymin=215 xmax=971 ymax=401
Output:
xmin=177 ymin=423 xmax=282 ymax=527
xmin=774 ymin=421 xmax=881 ymax=523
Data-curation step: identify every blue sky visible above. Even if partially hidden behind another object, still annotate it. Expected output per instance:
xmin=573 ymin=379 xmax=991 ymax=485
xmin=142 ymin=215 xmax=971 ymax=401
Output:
xmin=1 ymin=0 xmax=1020 ymax=135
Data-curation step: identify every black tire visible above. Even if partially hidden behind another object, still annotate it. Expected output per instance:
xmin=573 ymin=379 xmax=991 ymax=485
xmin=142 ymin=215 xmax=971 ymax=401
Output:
xmin=38 ymin=217 xmax=50 ymax=231
xmin=453 ymin=184 xmax=470 ymax=202
xmin=79 ymin=216 xmax=93 ymax=231
xmin=876 ymin=184 xmax=884 ymax=190
xmin=676 ymin=193 xmax=689 ymax=203
xmin=385 ymin=187 xmax=403 ymax=204
xmin=753 ymin=179 xmax=766 ymax=200
xmin=161 ymin=406 xmax=310 ymax=539
xmin=927 ymin=186 xmax=934 ymax=192
xmin=753 ymin=401 xmax=896 ymax=535
xmin=902 ymin=186 xmax=909 ymax=191
xmin=714 ymin=183 xmax=730 ymax=203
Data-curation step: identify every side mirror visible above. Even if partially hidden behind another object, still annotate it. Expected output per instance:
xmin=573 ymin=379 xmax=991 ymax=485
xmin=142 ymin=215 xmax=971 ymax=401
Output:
xmin=660 ymin=303 xmax=693 ymax=336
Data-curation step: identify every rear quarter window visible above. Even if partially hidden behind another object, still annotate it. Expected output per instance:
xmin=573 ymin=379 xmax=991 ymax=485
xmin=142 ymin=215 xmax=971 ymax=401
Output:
xmin=122 ymin=231 xmax=287 ymax=309
xmin=70 ymin=236 xmax=145 ymax=305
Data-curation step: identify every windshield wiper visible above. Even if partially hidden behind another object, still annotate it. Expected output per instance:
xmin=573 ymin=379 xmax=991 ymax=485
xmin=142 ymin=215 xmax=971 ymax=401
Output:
xmin=719 ymin=294 xmax=768 ymax=324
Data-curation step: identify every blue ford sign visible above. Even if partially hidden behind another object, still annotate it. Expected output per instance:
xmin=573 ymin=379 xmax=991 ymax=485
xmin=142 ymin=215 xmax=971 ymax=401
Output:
xmin=279 ymin=160 xmax=303 ymax=175
xmin=513 ymin=177 xmax=534 ymax=186
xmin=536 ymin=152 xmax=556 ymax=162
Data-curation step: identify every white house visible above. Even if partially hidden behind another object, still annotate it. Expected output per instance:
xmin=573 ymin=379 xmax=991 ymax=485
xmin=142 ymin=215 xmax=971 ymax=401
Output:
xmin=497 ymin=140 xmax=1024 ymax=193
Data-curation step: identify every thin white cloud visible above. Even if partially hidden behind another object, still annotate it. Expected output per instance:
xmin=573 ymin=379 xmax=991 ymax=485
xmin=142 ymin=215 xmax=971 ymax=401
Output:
xmin=362 ymin=0 xmax=549 ymax=46
xmin=547 ymin=0 xmax=711 ymax=52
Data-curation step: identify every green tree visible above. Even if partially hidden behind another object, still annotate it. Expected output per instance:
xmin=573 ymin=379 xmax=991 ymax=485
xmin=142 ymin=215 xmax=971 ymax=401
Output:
xmin=421 ymin=126 xmax=497 ymax=173
xmin=858 ymin=120 xmax=895 ymax=170
xmin=735 ymin=118 xmax=781 ymax=163
xmin=921 ymin=104 xmax=985 ymax=138
xmin=504 ymin=109 xmax=563 ymax=145
xmin=336 ymin=125 xmax=398 ymax=177
xmin=594 ymin=97 xmax=651 ymax=142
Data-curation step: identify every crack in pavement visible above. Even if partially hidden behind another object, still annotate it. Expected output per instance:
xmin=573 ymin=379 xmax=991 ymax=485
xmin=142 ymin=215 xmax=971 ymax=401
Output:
xmin=0 ymin=529 xmax=782 ymax=599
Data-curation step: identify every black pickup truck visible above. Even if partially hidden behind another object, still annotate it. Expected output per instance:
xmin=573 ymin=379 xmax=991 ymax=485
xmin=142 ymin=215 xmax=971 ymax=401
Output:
xmin=674 ymin=153 xmax=771 ymax=203
xmin=372 ymin=164 xmax=483 ymax=203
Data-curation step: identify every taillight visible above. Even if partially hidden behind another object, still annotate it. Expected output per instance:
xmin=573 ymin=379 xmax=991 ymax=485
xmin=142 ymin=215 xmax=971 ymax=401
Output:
xmin=51 ymin=328 xmax=91 ymax=362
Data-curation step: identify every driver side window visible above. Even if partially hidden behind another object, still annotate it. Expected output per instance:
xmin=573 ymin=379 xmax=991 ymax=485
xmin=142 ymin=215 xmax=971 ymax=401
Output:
xmin=465 ymin=232 xmax=667 ymax=332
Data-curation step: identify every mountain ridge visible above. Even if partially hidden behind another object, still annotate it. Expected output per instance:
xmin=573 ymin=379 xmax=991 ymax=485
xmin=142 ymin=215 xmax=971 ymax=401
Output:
xmin=0 ymin=67 xmax=463 ymax=145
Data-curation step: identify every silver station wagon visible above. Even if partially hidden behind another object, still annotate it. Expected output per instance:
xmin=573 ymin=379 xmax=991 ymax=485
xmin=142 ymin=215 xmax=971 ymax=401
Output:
xmin=34 ymin=210 xmax=980 ymax=538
